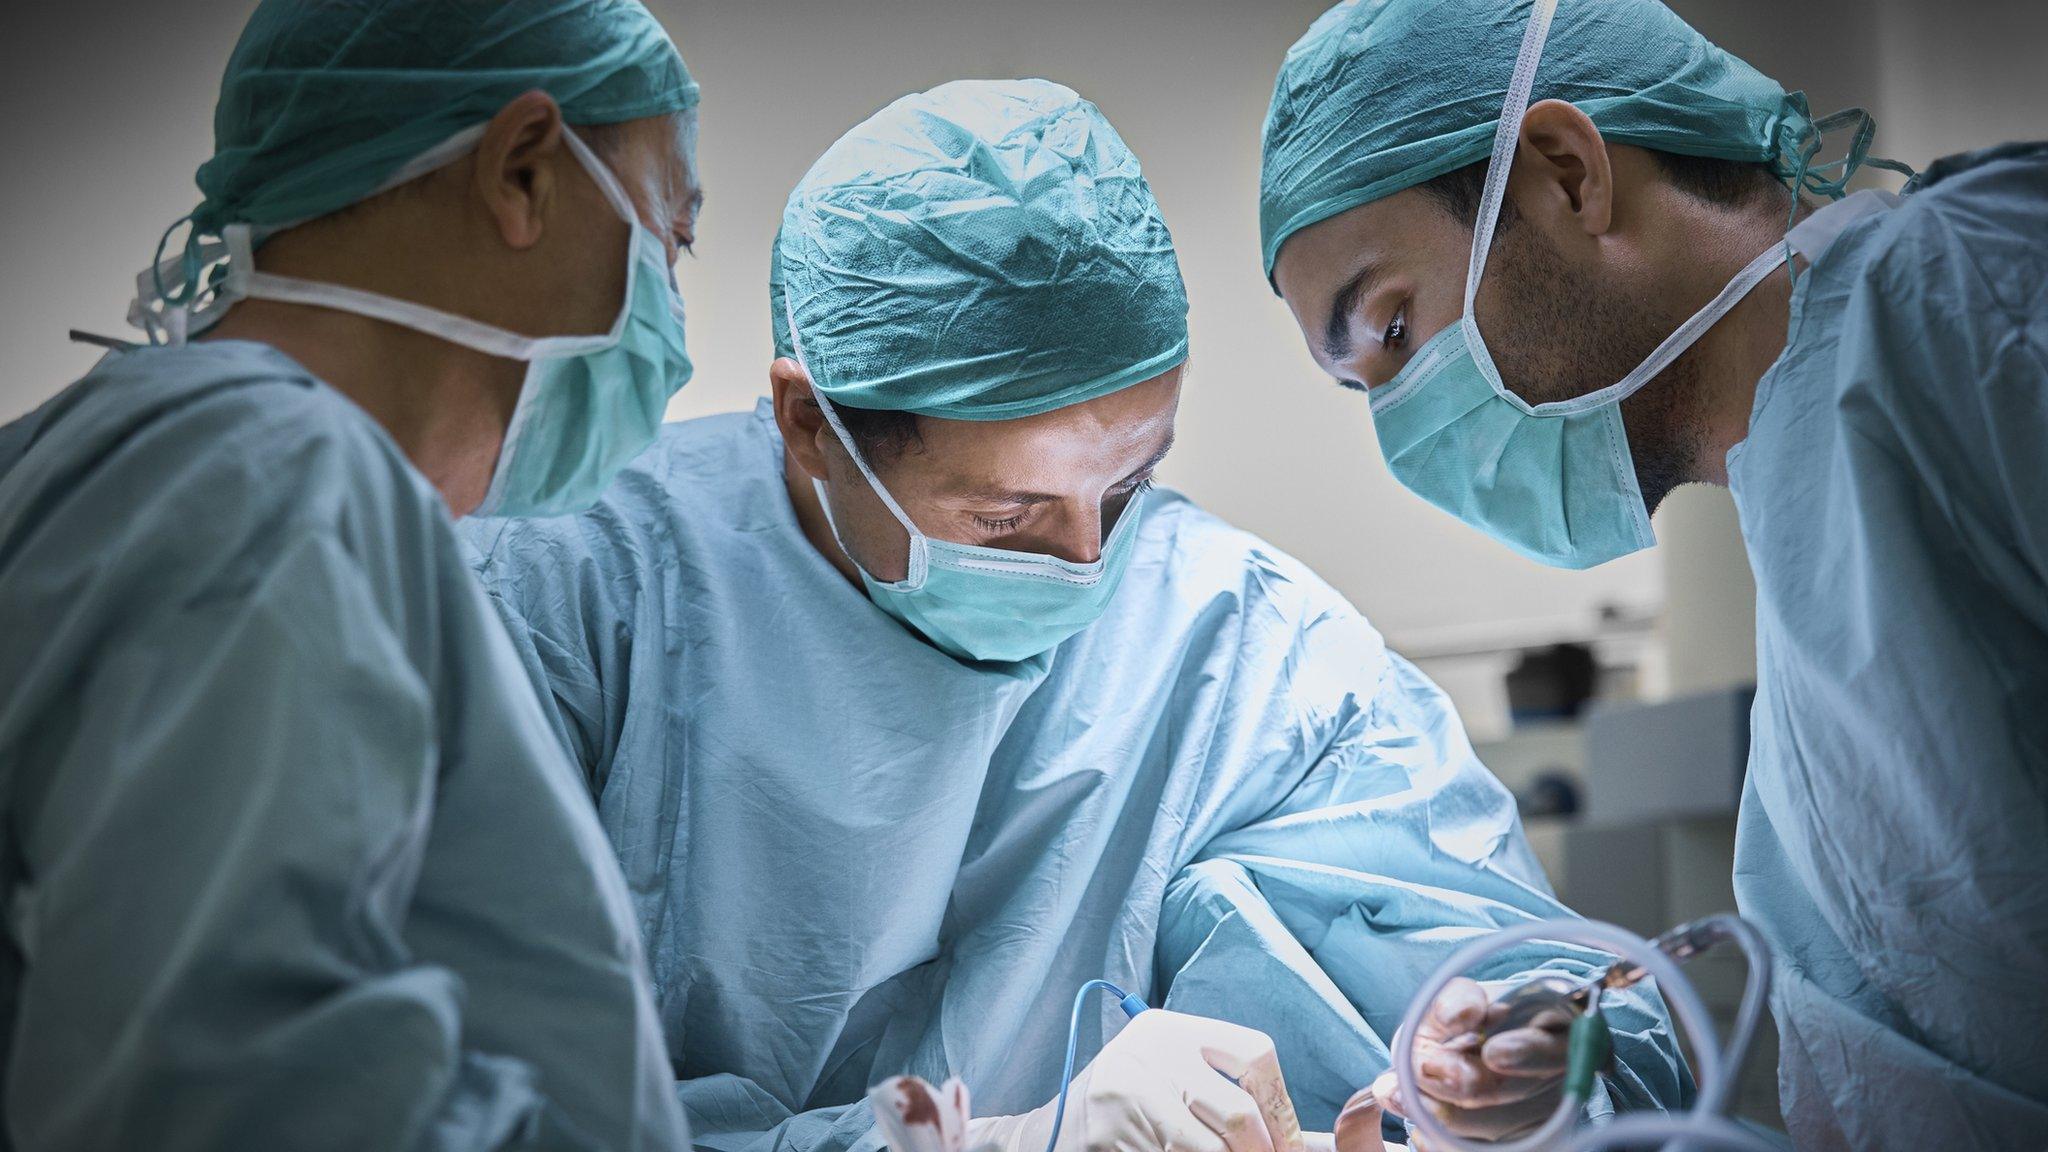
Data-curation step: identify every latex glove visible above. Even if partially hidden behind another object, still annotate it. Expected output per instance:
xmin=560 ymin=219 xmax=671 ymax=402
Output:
xmin=873 ymin=1076 xmax=976 ymax=1152
xmin=1372 ymin=977 xmax=1571 ymax=1144
xmin=966 ymin=1010 xmax=1299 ymax=1152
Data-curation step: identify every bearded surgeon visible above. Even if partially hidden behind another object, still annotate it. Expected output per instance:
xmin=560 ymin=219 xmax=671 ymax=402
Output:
xmin=464 ymin=78 xmax=1690 ymax=1152
xmin=1260 ymin=0 xmax=2048 ymax=1147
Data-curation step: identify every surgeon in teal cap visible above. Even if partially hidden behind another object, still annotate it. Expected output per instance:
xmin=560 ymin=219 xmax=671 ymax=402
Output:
xmin=463 ymin=77 xmax=1690 ymax=1152
xmin=0 ymin=1 xmax=701 ymax=1148
xmin=774 ymin=79 xmax=1189 ymax=424
xmin=1262 ymin=0 xmax=2048 ymax=1147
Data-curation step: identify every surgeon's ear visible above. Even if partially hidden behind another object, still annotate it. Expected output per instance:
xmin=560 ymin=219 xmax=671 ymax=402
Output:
xmin=770 ymin=358 xmax=833 ymax=481
xmin=1514 ymin=99 xmax=1614 ymax=238
xmin=473 ymin=89 xmax=567 ymax=252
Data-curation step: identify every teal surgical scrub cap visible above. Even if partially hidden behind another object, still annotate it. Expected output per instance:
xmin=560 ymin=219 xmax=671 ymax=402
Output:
xmin=1260 ymin=0 xmax=1862 ymax=277
xmin=772 ymin=79 xmax=1189 ymax=421
xmin=157 ymin=0 xmax=696 ymax=305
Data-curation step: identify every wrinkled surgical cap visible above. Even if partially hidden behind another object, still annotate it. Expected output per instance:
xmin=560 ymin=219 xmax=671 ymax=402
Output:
xmin=772 ymin=79 xmax=1189 ymax=420
xmin=189 ymin=0 xmax=696 ymax=245
xmin=1260 ymin=0 xmax=1816 ymax=277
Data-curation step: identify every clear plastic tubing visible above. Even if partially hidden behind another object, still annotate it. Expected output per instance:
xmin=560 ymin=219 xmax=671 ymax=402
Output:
xmin=1389 ymin=920 xmax=1721 ymax=1152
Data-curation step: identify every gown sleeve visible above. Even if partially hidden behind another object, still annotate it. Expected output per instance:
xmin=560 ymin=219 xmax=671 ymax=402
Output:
xmin=0 ymin=377 xmax=624 ymax=1152
xmin=2 ymin=527 xmax=600 ymax=1151
xmin=465 ymin=517 xmax=623 ymax=796
xmin=1154 ymin=609 xmax=1693 ymax=1134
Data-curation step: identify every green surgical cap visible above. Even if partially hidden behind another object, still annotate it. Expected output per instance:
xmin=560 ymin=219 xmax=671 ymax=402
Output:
xmin=1260 ymin=0 xmax=1815 ymax=277
xmin=772 ymin=79 xmax=1189 ymax=421
xmin=191 ymin=0 xmax=697 ymax=240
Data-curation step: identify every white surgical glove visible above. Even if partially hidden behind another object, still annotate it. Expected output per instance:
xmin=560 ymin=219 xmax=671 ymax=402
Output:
xmin=967 ymin=1010 xmax=1299 ymax=1152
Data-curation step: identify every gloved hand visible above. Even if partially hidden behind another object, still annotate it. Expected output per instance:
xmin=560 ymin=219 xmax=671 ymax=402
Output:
xmin=965 ymin=1010 xmax=1301 ymax=1152
xmin=1370 ymin=977 xmax=1572 ymax=1143
xmin=1302 ymin=1087 xmax=1406 ymax=1152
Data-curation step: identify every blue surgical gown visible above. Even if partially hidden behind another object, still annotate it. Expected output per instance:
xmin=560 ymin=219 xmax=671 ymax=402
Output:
xmin=462 ymin=401 xmax=1691 ymax=1152
xmin=0 ymin=342 xmax=686 ymax=1151
xmin=1728 ymin=143 xmax=2048 ymax=1150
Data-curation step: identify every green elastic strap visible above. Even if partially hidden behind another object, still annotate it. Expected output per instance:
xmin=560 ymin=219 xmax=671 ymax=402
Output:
xmin=1793 ymin=107 xmax=1917 ymax=200
xmin=150 ymin=212 xmax=202 ymax=308
xmin=1564 ymin=1011 xmax=1614 ymax=1101
xmin=1776 ymin=102 xmax=1916 ymax=284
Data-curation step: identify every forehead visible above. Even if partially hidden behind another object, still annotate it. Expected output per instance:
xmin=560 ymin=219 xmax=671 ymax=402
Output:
xmin=1271 ymin=188 xmax=1464 ymax=309
xmin=608 ymin=111 xmax=701 ymax=202
xmin=656 ymin=110 xmax=701 ymax=204
xmin=669 ymin=110 xmax=700 ymax=185
xmin=886 ymin=367 xmax=1183 ymax=483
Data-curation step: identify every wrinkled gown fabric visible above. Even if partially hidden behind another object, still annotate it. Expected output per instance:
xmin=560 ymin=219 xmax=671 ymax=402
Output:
xmin=1729 ymin=143 xmax=2048 ymax=1151
xmin=0 ymin=342 xmax=687 ymax=1152
xmin=463 ymin=401 xmax=1690 ymax=1152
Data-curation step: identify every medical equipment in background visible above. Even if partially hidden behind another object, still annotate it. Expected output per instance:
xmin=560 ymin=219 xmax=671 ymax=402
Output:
xmin=1504 ymin=643 xmax=1600 ymax=724
xmin=1582 ymin=690 xmax=1752 ymax=826
xmin=1392 ymin=914 xmax=1777 ymax=1152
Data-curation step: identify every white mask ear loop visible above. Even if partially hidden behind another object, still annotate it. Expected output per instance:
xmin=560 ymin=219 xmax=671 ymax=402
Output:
xmin=142 ymin=124 xmax=643 ymax=355
xmin=782 ymin=294 xmax=931 ymax=585
xmin=128 ymin=124 xmax=489 ymax=348
xmin=221 ymin=125 xmax=643 ymax=361
xmin=227 ymin=225 xmax=620 ymax=358
xmin=130 ymin=234 xmax=233 ymax=346
xmin=558 ymin=127 xmax=646 ymax=227
xmin=1464 ymin=0 xmax=1558 ymax=315
xmin=1462 ymin=0 xmax=1788 ymax=419
xmin=1550 ymin=242 xmax=1785 ymax=414
xmin=365 ymin=122 xmax=643 ymax=227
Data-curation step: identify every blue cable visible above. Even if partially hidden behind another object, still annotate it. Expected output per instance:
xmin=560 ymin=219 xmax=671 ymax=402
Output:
xmin=1042 ymin=980 xmax=1150 ymax=1152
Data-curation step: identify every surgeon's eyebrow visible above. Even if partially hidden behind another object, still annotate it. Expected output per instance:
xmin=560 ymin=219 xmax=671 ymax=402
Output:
xmin=1322 ymin=259 xmax=1387 ymax=363
xmin=948 ymin=434 xmax=1177 ymax=506
xmin=1113 ymin=435 xmax=1177 ymax=490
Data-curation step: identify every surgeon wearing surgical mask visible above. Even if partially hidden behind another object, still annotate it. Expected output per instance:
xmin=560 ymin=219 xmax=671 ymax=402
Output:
xmin=0 ymin=1 xmax=701 ymax=1148
xmin=778 ymin=358 xmax=1167 ymax=665
xmin=465 ymin=78 xmax=1692 ymax=1152
xmin=1261 ymin=0 xmax=2048 ymax=1147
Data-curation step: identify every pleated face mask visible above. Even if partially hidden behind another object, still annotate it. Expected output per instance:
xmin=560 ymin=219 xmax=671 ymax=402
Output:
xmin=138 ymin=125 xmax=693 ymax=520
xmin=1366 ymin=0 xmax=1787 ymax=569
xmin=803 ymin=386 xmax=1146 ymax=666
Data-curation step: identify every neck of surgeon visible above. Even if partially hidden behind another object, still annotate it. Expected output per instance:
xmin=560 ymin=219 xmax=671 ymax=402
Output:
xmin=196 ymin=94 xmax=696 ymax=518
xmin=206 ymin=289 xmax=526 ymax=515
xmin=1665 ymin=194 xmax=1803 ymax=487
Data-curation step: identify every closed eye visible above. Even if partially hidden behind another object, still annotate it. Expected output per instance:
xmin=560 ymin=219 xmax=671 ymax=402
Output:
xmin=973 ymin=511 xmax=1027 ymax=532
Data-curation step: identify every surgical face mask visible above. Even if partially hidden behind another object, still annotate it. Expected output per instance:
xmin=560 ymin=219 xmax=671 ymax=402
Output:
xmin=801 ymin=386 xmax=1145 ymax=665
xmin=137 ymin=125 xmax=693 ymax=520
xmin=1367 ymin=0 xmax=1787 ymax=569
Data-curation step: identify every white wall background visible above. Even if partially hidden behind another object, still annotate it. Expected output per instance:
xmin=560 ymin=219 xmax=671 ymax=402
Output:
xmin=3 ymin=0 xmax=2040 ymax=653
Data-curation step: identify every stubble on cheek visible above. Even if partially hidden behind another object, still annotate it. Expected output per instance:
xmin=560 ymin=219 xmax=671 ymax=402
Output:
xmin=1484 ymin=227 xmax=1707 ymax=512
